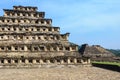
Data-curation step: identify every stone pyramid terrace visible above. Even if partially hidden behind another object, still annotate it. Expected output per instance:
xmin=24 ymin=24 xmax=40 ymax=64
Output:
xmin=0 ymin=6 xmax=90 ymax=67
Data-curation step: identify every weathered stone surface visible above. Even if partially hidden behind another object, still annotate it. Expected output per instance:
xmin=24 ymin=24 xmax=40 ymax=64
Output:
xmin=79 ymin=44 xmax=116 ymax=61
xmin=0 ymin=6 xmax=90 ymax=67
xmin=0 ymin=67 xmax=119 ymax=80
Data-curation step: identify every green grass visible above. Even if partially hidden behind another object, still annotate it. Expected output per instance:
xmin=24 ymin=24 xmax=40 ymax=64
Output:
xmin=92 ymin=61 xmax=120 ymax=67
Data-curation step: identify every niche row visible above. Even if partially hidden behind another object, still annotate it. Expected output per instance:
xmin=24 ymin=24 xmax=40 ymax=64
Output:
xmin=0 ymin=58 xmax=86 ymax=64
xmin=0 ymin=34 xmax=67 ymax=41
xmin=13 ymin=6 xmax=37 ymax=11
xmin=0 ymin=18 xmax=52 ymax=25
xmin=0 ymin=26 xmax=59 ymax=33
xmin=4 ymin=11 xmax=44 ymax=18
xmin=0 ymin=45 xmax=77 ymax=52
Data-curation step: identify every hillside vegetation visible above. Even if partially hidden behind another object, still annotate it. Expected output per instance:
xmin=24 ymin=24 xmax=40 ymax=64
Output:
xmin=107 ymin=49 xmax=120 ymax=57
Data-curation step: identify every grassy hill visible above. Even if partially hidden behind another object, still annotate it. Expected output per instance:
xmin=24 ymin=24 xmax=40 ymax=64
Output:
xmin=107 ymin=49 xmax=120 ymax=57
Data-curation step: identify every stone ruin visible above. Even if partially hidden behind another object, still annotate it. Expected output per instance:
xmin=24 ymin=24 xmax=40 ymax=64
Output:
xmin=79 ymin=44 xmax=117 ymax=62
xmin=0 ymin=6 xmax=90 ymax=68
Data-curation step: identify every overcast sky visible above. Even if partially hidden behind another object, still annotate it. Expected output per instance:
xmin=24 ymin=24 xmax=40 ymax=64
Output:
xmin=0 ymin=0 xmax=120 ymax=49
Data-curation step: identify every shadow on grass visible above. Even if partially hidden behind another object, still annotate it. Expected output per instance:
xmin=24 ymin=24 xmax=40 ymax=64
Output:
xmin=92 ymin=63 xmax=120 ymax=72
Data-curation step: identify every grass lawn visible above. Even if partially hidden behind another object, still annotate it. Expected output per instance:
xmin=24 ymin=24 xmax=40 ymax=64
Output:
xmin=92 ymin=61 xmax=120 ymax=67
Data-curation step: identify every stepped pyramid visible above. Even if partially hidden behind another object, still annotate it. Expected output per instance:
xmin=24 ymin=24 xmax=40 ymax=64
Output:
xmin=79 ymin=44 xmax=115 ymax=61
xmin=0 ymin=6 xmax=90 ymax=67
